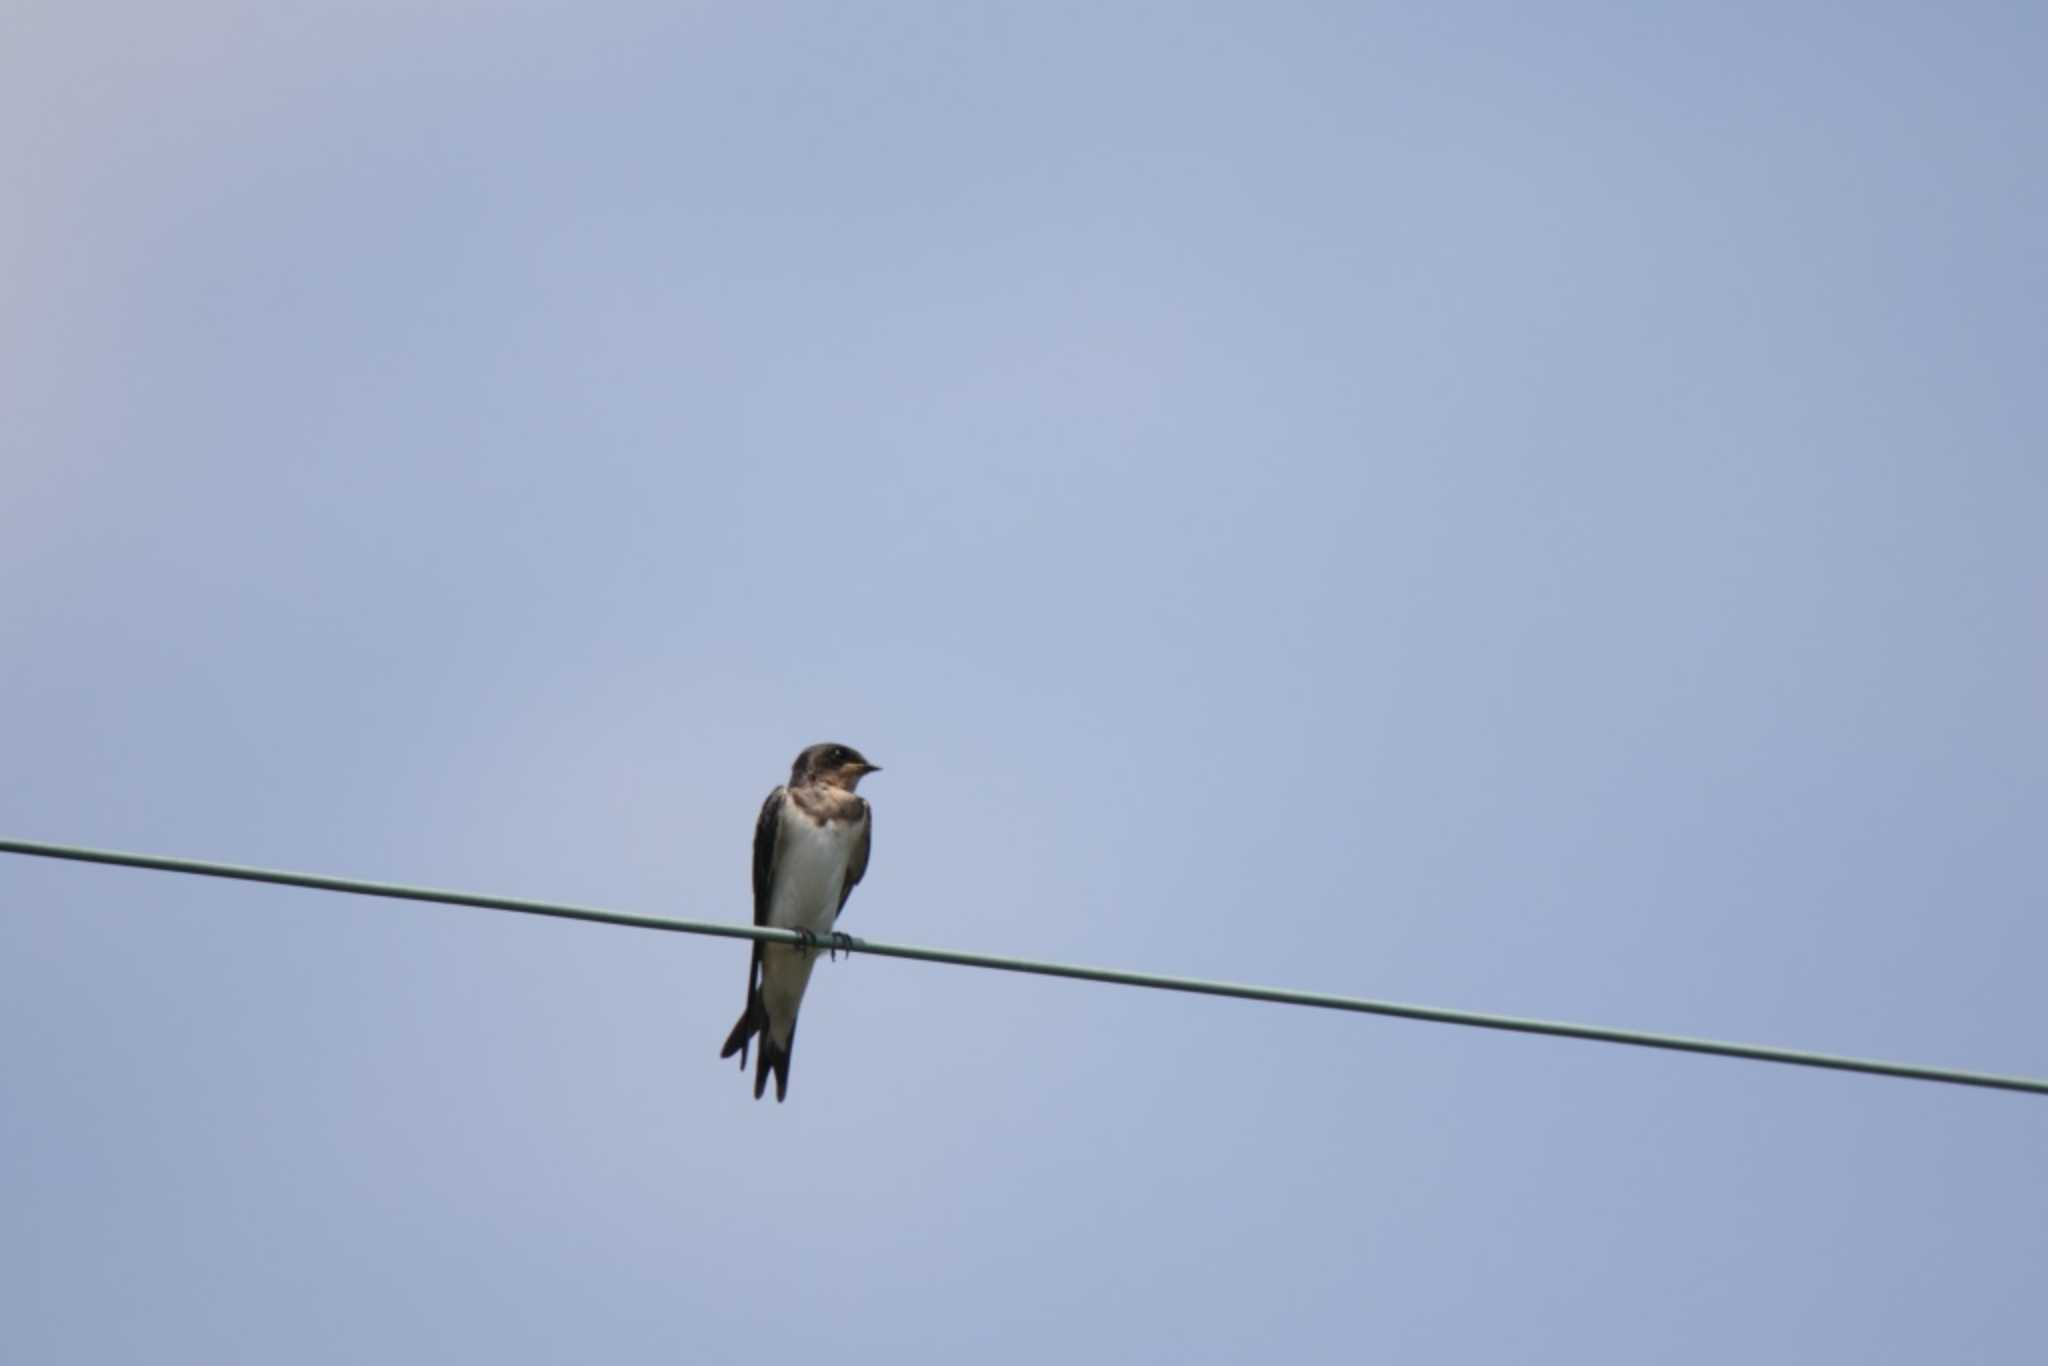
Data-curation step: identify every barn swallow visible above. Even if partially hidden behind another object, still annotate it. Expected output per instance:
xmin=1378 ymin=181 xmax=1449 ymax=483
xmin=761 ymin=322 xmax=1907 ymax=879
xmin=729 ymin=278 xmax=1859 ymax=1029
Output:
xmin=719 ymin=743 xmax=878 ymax=1101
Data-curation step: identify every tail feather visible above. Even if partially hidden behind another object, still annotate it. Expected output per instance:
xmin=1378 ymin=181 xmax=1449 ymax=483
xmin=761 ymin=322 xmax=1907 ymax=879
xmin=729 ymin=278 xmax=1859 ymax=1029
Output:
xmin=755 ymin=1020 xmax=796 ymax=1102
xmin=721 ymin=955 xmax=764 ymax=1068
xmin=720 ymin=945 xmax=765 ymax=1068
xmin=720 ymin=998 xmax=762 ymax=1068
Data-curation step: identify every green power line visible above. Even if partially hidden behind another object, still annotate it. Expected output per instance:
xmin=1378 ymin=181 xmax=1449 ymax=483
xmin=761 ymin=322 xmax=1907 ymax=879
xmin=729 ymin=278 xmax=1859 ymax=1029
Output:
xmin=4 ymin=836 xmax=2042 ymax=1098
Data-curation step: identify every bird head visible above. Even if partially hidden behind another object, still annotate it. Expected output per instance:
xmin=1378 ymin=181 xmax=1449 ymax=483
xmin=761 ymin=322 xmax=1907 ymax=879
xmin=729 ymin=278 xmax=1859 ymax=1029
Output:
xmin=791 ymin=742 xmax=881 ymax=791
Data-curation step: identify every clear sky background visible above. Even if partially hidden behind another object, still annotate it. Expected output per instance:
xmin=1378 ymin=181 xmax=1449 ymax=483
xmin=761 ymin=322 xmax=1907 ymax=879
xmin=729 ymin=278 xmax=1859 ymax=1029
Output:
xmin=4 ymin=3 xmax=2044 ymax=1361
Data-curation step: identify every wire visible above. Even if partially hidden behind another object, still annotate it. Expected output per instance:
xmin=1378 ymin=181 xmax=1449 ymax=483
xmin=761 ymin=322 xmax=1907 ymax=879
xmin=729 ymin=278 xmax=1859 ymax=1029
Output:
xmin=4 ymin=836 xmax=2043 ymax=1097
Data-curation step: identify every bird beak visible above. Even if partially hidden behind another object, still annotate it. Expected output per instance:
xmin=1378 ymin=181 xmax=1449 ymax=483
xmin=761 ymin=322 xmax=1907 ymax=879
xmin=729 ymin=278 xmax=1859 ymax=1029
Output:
xmin=859 ymin=762 xmax=883 ymax=775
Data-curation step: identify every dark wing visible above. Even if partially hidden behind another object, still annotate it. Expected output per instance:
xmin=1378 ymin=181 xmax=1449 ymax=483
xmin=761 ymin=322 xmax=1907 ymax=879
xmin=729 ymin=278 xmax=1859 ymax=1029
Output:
xmin=722 ymin=786 xmax=787 ymax=1069
xmin=752 ymin=786 xmax=786 ymax=926
xmin=834 ymin=802 xmax=871 ymax=921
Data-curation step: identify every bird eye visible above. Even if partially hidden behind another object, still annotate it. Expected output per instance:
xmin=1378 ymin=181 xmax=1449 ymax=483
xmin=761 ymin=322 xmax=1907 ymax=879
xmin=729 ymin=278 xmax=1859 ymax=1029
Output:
xmin=830 ymin=746 xmax=848 ymax=763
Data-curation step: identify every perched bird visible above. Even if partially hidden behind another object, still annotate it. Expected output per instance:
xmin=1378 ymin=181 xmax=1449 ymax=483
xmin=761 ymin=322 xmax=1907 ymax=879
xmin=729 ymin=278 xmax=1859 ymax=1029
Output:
xmin=720 ymin=742 xmax=879 ymax=1101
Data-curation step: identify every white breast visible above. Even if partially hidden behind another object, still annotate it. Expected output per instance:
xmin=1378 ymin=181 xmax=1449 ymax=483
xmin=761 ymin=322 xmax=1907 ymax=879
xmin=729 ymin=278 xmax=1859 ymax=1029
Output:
xmin=767 ymin=805 xmax=859 ymax=935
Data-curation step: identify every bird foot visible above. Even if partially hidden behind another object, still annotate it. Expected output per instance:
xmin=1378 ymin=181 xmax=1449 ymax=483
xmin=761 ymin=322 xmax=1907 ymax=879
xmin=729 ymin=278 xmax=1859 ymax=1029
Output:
xmin=827 ymin=931 xmax=855 ymax=961
xmin=790 ymin=927 xmax=821 ymax=957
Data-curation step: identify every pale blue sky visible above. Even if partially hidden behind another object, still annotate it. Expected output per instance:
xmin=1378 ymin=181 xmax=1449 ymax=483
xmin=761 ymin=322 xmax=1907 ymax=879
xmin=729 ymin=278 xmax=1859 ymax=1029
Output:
xmin=4 ymin=3 xmax=2045 ymax=1362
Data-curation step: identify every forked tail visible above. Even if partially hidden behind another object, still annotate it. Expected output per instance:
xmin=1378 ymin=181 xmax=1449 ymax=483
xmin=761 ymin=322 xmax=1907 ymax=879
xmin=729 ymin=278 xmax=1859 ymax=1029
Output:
xmin=717 ymin=946 xmax=796 ymax=1101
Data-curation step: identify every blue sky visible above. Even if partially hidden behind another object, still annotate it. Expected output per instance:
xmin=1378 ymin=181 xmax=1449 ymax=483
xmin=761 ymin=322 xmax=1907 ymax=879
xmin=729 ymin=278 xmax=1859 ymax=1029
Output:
xmin=4 ymin=3 xmax=2044 ymax=1361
